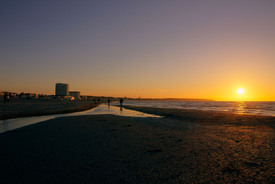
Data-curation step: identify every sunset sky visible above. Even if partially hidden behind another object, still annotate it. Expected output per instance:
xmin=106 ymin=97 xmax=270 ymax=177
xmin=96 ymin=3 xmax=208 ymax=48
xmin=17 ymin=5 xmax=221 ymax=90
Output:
xmin=1 ymin=0 xmax=274 ymax=101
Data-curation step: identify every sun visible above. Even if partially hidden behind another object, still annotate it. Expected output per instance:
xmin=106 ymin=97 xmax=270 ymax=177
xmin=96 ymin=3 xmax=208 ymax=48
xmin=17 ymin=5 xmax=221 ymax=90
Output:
xmin=237 ymin=88 xmax=245 ymax=95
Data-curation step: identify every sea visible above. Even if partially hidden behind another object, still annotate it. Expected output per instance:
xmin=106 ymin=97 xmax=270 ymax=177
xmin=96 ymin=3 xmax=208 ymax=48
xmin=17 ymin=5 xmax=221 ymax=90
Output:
xmin=114 ymin=100 xmax=275 ymax=117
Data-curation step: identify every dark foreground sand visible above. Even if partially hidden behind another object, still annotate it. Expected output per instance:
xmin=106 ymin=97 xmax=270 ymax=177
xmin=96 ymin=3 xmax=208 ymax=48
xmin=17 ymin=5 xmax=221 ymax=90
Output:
xmin=0 ymin=98 xmax=98 ymax=120
xmin=0 ymin=106 xmax=274 ymax=183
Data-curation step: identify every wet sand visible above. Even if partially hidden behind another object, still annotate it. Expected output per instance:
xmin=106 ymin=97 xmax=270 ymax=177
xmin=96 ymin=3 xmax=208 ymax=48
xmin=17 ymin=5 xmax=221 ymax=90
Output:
xmin=121 ymin=105 xmax=275 ymax=128
xmin=0 ymin=106 xmax=274 ymax=183
xmin=0 ymin=98 xmax=98 ymax=120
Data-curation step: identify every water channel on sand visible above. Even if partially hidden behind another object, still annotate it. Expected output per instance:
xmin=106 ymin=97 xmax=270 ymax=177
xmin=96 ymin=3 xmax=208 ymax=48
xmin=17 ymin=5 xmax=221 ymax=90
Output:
xmin=0 ymin=104 xmax=161 ymax=133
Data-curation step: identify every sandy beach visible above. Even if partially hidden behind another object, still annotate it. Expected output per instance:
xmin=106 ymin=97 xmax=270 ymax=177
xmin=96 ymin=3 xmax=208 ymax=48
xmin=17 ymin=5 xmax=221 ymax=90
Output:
xmin=121 ymin=105 xmax=275 ymax=128
xmin=0 ymin=98 xmax=98 ymax=120
xmin=2 ymin=0 xmax=274 ymax=183
xmin=0 ymin=105 xmax=274 ymax=183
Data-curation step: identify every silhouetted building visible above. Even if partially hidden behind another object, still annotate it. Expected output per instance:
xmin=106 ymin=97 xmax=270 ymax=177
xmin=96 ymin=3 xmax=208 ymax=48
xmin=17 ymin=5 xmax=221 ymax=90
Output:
xmin=55 ymin=83 xmax=69 ymax=96
xmin=25 ymin=93 xmax=38 ymax=98
xmin=69 ymin=91 xmax=80 ymax=99
xmin=81 ymin=95 xmax=87 ymax=100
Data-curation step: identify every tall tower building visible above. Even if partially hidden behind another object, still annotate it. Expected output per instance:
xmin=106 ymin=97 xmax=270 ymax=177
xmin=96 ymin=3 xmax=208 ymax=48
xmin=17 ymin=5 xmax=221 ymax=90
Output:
xmin=55 ymin=83 xmax=69 ymax=96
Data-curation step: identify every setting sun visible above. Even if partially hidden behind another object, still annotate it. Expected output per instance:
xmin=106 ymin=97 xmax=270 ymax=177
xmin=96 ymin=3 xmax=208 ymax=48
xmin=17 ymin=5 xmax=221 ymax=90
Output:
xmin=237 ymin=88 xmax=245 ymax=95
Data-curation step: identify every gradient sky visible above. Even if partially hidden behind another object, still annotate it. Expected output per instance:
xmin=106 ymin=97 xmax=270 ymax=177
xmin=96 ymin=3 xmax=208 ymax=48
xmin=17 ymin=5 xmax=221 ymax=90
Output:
xmin=1 ymin=0 xmax=274 ymax=100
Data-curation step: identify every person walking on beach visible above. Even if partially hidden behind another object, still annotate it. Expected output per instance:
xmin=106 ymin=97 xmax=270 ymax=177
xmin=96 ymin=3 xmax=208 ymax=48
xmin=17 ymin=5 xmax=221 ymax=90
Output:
xmin=3 ymin=93 xmax=7 ymax=104
xmin=108 ymin=98 xmax=111 ymax=106
xmin=120 ymin=98 xmax=123 ymax=106
xmin=6 ymin=94 xmax=9 ymax=103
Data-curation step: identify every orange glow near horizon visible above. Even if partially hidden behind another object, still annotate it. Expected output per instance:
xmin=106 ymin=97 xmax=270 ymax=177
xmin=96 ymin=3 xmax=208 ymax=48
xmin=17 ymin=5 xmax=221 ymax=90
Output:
xmin=73 ymin=83 xmax=273 ymax=101
xmin=1 ymin=1 xmax=274 ymax=102
xmin=2 ymin=83 xmax=274 ymax=101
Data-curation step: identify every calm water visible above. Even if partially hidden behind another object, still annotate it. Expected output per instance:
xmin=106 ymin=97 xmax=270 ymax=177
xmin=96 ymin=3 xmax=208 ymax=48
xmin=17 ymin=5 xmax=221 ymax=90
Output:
xmin=114 ymin=101 xmax=275 ymax=117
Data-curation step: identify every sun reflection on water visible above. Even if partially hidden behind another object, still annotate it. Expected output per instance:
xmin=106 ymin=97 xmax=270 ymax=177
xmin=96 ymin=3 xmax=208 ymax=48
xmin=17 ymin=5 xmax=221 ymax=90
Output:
xmin=233 ymin=102 xmax=247 ymax=114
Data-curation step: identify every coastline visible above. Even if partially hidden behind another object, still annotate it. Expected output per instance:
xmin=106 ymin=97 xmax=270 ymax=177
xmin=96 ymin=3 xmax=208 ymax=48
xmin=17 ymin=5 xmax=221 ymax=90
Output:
xmin=114 ymin=100 xmax=275 ymax=117
xmin=0 ymin=105 xmax=274 ymax=183
xmin=121 ymin=105 xmax=275 ymax=128
xmin=0 ymin=99 xmax=99 ymax=120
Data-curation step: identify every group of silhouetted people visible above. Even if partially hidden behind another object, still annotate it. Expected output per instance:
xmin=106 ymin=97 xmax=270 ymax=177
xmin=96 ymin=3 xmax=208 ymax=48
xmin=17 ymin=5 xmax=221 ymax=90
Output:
xmin=93 ymin=98 xmax=123 ymax=107
xmin=107 ymin=98 xmax=123 ymax=106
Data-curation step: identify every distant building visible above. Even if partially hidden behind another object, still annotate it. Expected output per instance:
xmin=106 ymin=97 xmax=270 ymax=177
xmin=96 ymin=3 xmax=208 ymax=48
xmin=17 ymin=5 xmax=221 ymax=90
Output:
xmin=19 ymin=92 xmax=26 ymax=98
xmin=81 ymin=95 xmax=87 ymax=100
xmin=38 ymin=94 xmax=49 ymax=99
xmin=55 ymin=83 xmax=69 ymax=96
xmin=25 ymin=93 xmax=38 ymax=98
xmin=64 ymin=96 xmax=75 ymax=100
xmin=87 ymin=96 xmax=93 ymax=100
xmin=69 ymin=91 xmax=80 ymax=99
xmin=10 ymin=92 xmax=18 ymax=97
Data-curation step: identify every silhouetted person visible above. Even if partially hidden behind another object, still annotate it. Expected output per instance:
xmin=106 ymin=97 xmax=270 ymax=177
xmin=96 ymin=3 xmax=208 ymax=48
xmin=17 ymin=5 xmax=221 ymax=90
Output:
xmin=3 ymin=93 xmax=7 ymax=104
xmin=6 ymin=94 xmax=9 ymax=103
xmin=120 ymin=98 xmax=123 ymax=106
xmin=108 ymin=98 xmax=110 ymax=106
xmin=93 ymin=99 xmax=96 ymax=104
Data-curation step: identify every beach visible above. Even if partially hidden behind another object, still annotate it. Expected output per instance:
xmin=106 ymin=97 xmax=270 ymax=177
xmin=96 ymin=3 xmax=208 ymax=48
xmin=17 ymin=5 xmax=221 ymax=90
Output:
xmin=2 ymin=0 xmax=274 ymax=183
xmin=121 ymin=105 xmax=275 ymax=128
xmin=0 ymin=105 xmax=274 ymax=183
xmin=0 ymin=98 xmax=98 ymax=120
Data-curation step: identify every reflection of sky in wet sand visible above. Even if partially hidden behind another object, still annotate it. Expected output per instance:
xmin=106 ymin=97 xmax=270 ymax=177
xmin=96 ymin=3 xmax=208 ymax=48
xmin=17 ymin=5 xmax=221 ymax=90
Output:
xmin=0 ymin=116 xmax=56 ymax=134
xmin=74 ymin=104 xmax=160 ymax=117
xmin=0 ymin=104 xmax=161 ymax=133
